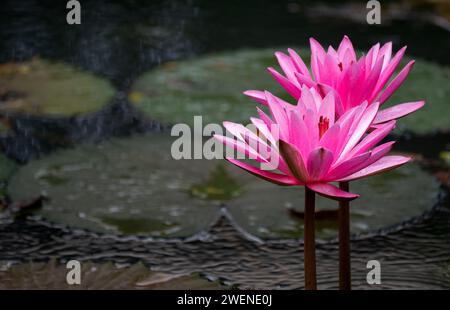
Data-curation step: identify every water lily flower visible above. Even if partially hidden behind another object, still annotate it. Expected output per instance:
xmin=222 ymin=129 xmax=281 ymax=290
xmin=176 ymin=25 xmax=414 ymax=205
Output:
xmin=214 ymin=88 xmax=410 ymax=201
xmin=244 ymin=36 xmax=425 ymax=126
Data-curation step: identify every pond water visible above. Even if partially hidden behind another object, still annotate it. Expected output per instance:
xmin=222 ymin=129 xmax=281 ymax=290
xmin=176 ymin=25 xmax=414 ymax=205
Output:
xmin=0 ymin=0 xmax=449 ymax=289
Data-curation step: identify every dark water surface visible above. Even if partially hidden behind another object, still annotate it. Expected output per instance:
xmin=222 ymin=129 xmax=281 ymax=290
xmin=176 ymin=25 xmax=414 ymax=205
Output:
xmin=0 ymin=0 xmax=449 ymax=289
xmin=2 ymin=0 xmax=450 ymax=89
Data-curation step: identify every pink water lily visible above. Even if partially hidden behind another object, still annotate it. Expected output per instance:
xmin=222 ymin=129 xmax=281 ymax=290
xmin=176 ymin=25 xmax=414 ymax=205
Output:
xmin=244 ymin=36 xmax=424 ymax=126
xmin=214 ymin=88 xmax=411 ymax=201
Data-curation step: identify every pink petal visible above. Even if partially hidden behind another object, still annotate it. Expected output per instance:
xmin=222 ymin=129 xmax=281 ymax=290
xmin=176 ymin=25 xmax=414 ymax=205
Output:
xmin=307 ymin=182 xmax=359 ymax=202
xmin=346 ymin=57 xmax=367 ymax=108
xmin=326 ymin=151 xmax=372 ymax=180
xmin=288 ymin=48 xmax=310 ymax=77
xmin=226 ymin=158 xmax=300 ymax=186
xmin=275 ymin=51 xmax=298 ymax=82
xmin=294 ymin=72 xmax=317 ymax=88
xmin=299 ymin=85 xmax=318 ymax=113
xmin=363 ymin=141 xmax=395 ymax=166
xmin=279 ymin=140 xmax=309 ymax=183
xmin=337 ymin=35 xmax=356 ymax=63
xmin=339 ymin=102 xmax=379 ymax=160
xmin=307 ymin=147 xmax=334 ymax=180
xmin=214 ymin=134 xmax=267 ymax=163
xmin=232 ymin=119 xmax=292 ymax=176
xmin=250 ymin=117 xmax=277 ymax=146
xmin=362 ymin=54 xmax=385 ymax=100
xmin=310 ymin=37 xmax=326 ymax=81
xmin=365 ymin=43 xmax=380 ymax=71
xmin=223 ymin=121 xmax=272 ymax=155
xmin=338 ymin=155 xmax=411 ymax=181
xmin=267 ymin=67 xmax=302 ymax=99
xmin=303 ymin=108 xmax=320 ymax=148
xmin=370 ymin=46 xmax=407 ymax=102
xmin=318 ymin=91 xmax=336 ymax=126
xmin=321 ymin=53 xmax=340 ymax=87
xmin=265 ymin=91 xmax=290 ymax=139
xmin=256 ymin=106 xmax=274 ymax=128
xmin=317 ymin=84 xmax=345 ymax=116
xmin=348 ymin=120 xmax=396 ymax=157
xmin=378 ymin=42 xmax=393 ymax=71
xmin=288 ymin=111 xmax=310 ymax=158
xmin=319 ymin=123 xmax=341 ymax=154
xmin=243 ymin=90 xmax=268 ymax=106
xmin=377 ymin=60 xmax=415 ymax=105
xmin=373 ymin=101 xmax=425 ymax=124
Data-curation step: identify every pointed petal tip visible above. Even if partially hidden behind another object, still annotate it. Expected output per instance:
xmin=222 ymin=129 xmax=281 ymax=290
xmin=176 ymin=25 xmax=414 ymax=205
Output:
xmin=243 ymin=89 xmax=264 ymax=98
xmin=309 ymin=37 xmax=320 ymax=46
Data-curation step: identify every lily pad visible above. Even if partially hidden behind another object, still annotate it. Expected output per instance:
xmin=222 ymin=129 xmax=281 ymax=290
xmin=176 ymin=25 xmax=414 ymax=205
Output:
xmin=8 ymin=134 xmax=220 ymax=236
xmin=130 ymin=48 xmax=450 ymax=133
xmin=189 ymin=164 xmax=243 ymax=201
xmin=386 ymin=58 xmax=450 ymax=134
xmin=0 ymin=153 xmax=16 ymax=203
xmin=0 ymin=260 xmax=225 ymax=289
xmin=130 ymin=48 xmax=297 ymax=125
xmin=7 ymin=134 xmax=438 ymax=238
xmin=226 ymin=159 xmax=439 ymax=239
xmin=0 ymin=57 xmax=115 ymax=117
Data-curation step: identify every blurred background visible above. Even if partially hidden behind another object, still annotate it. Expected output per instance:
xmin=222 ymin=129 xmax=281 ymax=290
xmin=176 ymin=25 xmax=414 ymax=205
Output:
xmin=0 ymin=0 xmax=449 ymax=289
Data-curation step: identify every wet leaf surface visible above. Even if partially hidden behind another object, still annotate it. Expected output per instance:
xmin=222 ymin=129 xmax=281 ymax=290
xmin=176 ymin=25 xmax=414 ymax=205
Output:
xmin=0 ymin=57 xmax=115 ymax=117
xmin=7 ymin=134 xmax=439 ymax=238
xmin=131 ymin=49 xmax=450 ymax=133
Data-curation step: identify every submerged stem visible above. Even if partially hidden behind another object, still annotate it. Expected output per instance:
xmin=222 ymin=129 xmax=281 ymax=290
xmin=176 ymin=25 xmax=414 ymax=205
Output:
xmin=338 ymin=181 xmax=351 ymax=290
xmin=304 ymin=186 xmax=317 ymax=290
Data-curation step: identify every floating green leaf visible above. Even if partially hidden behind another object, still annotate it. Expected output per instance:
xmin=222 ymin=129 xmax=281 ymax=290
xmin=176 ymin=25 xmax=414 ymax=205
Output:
xmin=8 ymin=134 xmax=439 ymax=238
xmin=130 ymin=48 xmax=298 ymax=125
xmin=189 ymin=164 xmax=243 ymax=201
xmin=386 ymin=59 xmax=450 ymax=134
xmin=131 ymin=48 xmax=450 ymax=133
xmin=0 ymin=57 xmax=115 ymax=117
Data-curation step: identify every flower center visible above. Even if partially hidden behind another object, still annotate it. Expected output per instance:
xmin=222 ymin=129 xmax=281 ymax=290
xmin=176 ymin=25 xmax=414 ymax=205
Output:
xmin=338 ymin=62 xmax=343 ymax=71
xmin=318 ymin=116 xmax=329 ymax=139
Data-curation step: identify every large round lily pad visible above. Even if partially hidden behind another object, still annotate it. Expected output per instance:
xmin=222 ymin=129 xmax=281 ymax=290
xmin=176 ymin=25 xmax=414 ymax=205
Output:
xmin=227 ymin=159 xmax=438 ymax=238
xmin=7 ymin=134 xmax=438 ymax=238
xmin=0 ymin=57 xmax=115 ymax=117
xmin=8 ymin=134 xmax=220 ymax=236
xmin=130 ymin=48 xmax=450 ymax=133
xmin=130 ymin=48 xmax=297 ymax=125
